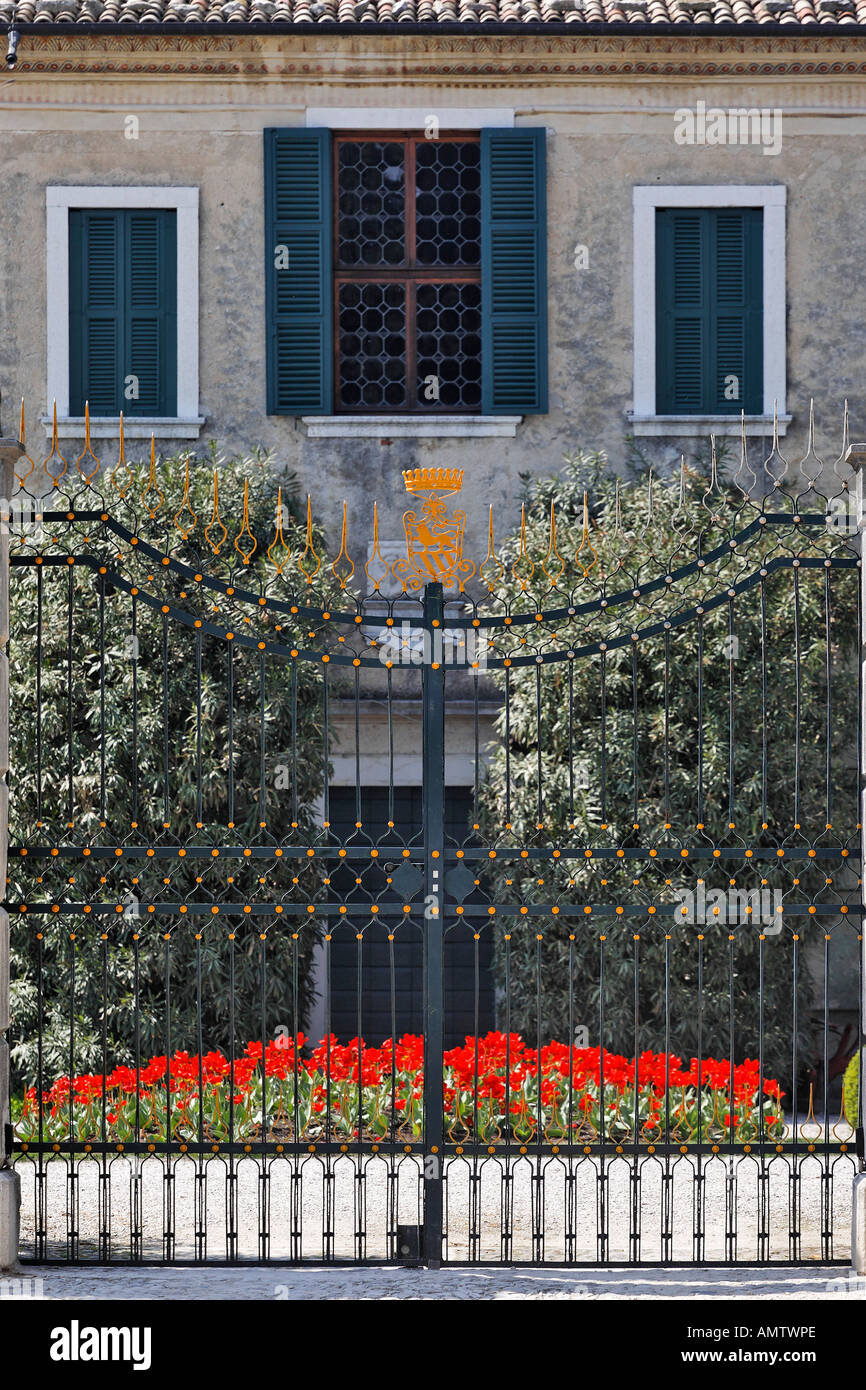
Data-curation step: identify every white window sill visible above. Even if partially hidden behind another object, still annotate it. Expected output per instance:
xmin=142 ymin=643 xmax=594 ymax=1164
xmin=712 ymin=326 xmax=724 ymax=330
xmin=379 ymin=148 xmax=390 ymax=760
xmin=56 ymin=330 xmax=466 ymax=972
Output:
xmin=41 ymin=416 xmax=206 ymax=441
xmin=302 ymin=415 xmax=522 ymax=440
xmin=627 ymin=413 xmax=792 ymax=438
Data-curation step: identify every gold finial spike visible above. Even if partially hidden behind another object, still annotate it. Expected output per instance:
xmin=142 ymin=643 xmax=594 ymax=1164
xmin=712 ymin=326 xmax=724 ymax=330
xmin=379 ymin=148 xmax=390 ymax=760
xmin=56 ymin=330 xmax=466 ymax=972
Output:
xmin=332 ymin=500 xmax=355 ymax=591
xmin=366 ymin=501 xmax=388 ymax=593
xmin=267 ymin=486 xmax=291 ymax=574
xmin=233 ymin=477 xmax=257 ymax=565
xmin=511 ymin=502 xmax=534 ymax=592
xmin=43 ymin=399 xmax=68 ymax=489
xmin=173 ymin=458 xmax=198 ymax=541
xmin=74 ymin=401 xmax=101 ymax=485
xmin=14 ymin=399 xmax=35 ymax=490
xmin=111 ymin=412 xmax=133 ymax=497
xmin=205 ymin=469 xmax=227 ymax=555
xmin=805 ymin=1083 xmax=816 ymax=1128
xmin=298 ymin=494 xmax=321 ymax=585
xmin=541 ymin=498 xmax=564 ymax=587
xmin=141 ymin=435 xmax=164 ymax=517
xmin=479 ymin=503 xmax=503 ymax=594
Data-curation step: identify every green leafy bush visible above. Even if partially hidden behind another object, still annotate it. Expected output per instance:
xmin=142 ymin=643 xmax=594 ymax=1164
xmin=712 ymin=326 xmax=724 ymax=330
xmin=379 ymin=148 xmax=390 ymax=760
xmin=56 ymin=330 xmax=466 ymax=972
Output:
xmin=8 ymin=448 xmax=342 ymax=1086
xmin=478 ymin=452 xmax=858 ymax=1088
xmin=843 ymin=1050 xmax=862 ymax=1129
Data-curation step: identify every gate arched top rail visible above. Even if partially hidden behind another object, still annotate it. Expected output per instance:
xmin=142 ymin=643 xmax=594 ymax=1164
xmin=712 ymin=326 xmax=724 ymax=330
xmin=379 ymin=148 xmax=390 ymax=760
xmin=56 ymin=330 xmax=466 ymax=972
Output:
xmin=7 ymin=505 xmax=858 ymax=642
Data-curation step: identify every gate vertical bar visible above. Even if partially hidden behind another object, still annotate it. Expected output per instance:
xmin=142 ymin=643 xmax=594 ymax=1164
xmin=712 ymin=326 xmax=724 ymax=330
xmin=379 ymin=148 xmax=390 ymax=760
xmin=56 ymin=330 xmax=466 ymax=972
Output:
xmin=422 ymin=580 xmax=445 ymax=1268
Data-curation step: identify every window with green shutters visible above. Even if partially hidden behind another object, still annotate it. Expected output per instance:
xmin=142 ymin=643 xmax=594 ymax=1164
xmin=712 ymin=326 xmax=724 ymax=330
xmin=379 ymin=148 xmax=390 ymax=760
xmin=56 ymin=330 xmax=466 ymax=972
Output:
xmin=264 ymin=126 xmax=547 ymax=417
xmin=655 ymin=207 xmax=763 ymax=416
xmin=69 ymin=208 xmax=177 ymax=417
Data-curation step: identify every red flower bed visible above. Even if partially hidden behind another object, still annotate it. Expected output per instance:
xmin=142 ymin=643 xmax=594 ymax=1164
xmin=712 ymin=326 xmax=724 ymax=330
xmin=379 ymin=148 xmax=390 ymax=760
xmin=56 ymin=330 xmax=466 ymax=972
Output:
xmin=15 ymin=1032 xmax=784 ymax=1146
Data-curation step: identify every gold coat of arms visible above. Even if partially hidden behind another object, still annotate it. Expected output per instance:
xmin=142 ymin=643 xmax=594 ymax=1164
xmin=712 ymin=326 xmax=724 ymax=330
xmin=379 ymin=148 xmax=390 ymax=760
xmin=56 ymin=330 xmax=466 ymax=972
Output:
xmin=393 ymin=468 xmax=475 ymax=593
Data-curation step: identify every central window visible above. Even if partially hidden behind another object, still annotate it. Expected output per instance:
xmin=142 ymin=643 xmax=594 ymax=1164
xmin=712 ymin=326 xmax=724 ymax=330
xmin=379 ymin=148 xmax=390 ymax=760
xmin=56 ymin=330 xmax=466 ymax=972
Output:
xmin=334 ymin=134 xmax=482 ymax=413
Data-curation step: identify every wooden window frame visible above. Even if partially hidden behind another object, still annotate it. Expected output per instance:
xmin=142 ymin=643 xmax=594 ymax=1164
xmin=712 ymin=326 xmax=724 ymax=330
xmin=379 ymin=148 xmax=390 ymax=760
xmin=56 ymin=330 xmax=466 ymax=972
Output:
xmin=333 ymin=130 xmax=482 ymax=415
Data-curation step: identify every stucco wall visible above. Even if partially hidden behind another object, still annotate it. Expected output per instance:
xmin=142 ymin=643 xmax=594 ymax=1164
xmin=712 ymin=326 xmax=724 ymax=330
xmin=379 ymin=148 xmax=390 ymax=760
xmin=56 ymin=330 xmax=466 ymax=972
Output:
xmin=1 ymin=34 xmax=865 ymax=554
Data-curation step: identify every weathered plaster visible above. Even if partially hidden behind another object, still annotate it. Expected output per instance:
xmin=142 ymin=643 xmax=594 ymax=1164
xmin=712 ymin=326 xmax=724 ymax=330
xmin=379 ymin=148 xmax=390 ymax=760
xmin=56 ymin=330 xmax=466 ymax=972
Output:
xmin=0 ymin=31 xmax=863 ymax=555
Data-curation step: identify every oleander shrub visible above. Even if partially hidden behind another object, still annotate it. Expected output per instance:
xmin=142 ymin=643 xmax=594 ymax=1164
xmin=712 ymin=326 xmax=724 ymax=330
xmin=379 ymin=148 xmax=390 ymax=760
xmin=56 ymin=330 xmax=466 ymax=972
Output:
xmin=8 ymin=448 xmax=342 ymax=1086
xmin=478 ymin=452 xmax=858 ymax=1088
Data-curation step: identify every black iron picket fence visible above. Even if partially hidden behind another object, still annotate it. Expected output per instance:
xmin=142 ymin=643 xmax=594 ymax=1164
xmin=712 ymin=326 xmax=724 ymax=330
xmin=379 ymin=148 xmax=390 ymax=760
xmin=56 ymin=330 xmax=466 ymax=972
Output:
xmin=5 ymin=416 xmax=864 ymax=1264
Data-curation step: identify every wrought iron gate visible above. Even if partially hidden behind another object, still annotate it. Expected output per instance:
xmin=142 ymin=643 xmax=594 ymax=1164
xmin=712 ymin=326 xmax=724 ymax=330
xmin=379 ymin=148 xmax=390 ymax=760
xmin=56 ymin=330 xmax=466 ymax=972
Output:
xmin=7 ymin=425 xmax=864 ymax=1266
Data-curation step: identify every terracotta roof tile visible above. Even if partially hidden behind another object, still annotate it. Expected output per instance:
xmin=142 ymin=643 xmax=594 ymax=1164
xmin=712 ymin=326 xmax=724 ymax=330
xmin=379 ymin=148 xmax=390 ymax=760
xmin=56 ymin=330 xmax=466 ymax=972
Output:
xmin=2 ymin=0 xmax=865 ymax=23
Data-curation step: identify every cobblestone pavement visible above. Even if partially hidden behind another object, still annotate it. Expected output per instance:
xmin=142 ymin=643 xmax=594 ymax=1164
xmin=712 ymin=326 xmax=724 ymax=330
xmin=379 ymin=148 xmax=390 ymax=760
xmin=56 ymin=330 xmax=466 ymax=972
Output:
xmin=5 ymin=1264 xmax=862 ymax=1300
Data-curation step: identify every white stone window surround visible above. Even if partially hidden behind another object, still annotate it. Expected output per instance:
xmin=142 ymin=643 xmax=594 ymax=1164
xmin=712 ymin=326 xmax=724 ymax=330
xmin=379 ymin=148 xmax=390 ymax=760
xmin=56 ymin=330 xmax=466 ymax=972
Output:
xmin=305 ymin=107 xmax=515 ymax=131
xmin=44 ymin=185 xmax=203 ymax=440
xmin=303 ymin=107 xmax=521 ymax=440
xmin=630 ymin=184 xmax=790 ymax=438
xmin=303 ymin=415 xmax=520 ymax=439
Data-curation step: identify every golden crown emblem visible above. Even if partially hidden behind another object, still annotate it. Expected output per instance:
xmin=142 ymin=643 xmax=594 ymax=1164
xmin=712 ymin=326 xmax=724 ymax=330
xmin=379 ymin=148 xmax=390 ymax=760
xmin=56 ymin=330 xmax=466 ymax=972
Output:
xmin=402 ymin=467 xmax=464 ymax=496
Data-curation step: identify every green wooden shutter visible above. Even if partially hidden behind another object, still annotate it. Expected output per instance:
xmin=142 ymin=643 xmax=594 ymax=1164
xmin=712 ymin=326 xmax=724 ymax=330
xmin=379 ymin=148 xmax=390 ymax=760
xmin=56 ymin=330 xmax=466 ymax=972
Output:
xmin=480 ymin=127 xmax=548 ymax=416
xmin=70 ymin=211 xmax=122 ymax=416
xmin=713 ymin=209 xmax=762 ymax=415
xmin=265 ymin=128 xmax=333 ymax=415
xmin=69 ymin=208 xmax=176 ymax=417
xmin=656 ymin=208 xmax=763 ymax=415
xmin=127 ymin=211 xmax=177 ymax=417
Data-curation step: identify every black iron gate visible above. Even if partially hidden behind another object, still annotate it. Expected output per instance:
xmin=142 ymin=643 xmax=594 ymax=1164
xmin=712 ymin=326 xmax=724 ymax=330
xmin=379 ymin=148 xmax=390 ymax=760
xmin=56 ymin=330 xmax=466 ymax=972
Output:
xmin=7 ymin=433 xmax=864 ymax=1265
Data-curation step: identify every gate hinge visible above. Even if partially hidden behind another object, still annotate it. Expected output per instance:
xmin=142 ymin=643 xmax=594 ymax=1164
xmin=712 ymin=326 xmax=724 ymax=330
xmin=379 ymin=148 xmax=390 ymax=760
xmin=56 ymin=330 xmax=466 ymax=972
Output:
xmin=856 ymin=1127 xmax=865 ymax=1161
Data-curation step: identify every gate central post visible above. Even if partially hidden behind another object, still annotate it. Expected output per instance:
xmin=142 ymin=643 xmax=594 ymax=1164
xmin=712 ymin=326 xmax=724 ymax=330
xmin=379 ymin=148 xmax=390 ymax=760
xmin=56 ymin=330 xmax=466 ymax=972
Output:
xmin=421 ymin=580 xmax=445 ymax=1268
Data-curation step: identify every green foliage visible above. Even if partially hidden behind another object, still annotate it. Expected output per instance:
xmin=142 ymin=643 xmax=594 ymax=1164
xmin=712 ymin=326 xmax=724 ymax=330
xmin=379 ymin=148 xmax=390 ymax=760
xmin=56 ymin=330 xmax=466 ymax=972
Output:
xmin=8 ymin=448 xmax=344 ymax=1086
xmin=843 ymin=1050 xmax=862 ymax=1129
xmin=478 ymin=452 xmax=858 ymax=1087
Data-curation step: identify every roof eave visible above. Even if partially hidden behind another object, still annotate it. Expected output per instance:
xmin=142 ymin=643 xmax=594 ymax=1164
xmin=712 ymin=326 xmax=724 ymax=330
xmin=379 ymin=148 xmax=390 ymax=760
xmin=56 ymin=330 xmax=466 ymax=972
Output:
xmin=4 ymin=18 xmax=866 ymax=37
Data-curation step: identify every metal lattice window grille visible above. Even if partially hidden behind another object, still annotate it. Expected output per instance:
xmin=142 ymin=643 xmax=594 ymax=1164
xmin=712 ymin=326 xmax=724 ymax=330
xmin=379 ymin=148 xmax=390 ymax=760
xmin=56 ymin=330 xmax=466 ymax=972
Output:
xmin=334 ymin=134 xmax=482 ymax=413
